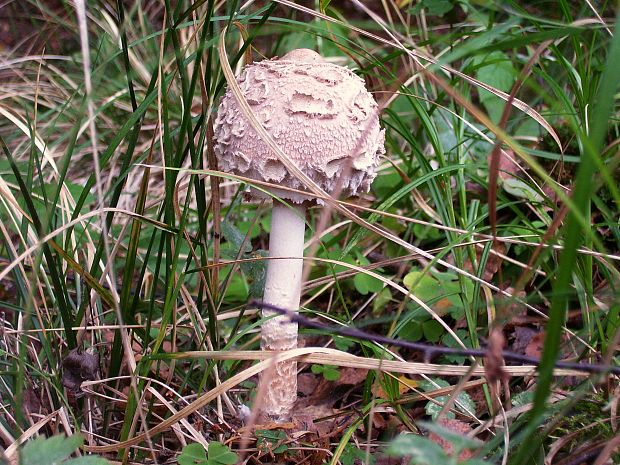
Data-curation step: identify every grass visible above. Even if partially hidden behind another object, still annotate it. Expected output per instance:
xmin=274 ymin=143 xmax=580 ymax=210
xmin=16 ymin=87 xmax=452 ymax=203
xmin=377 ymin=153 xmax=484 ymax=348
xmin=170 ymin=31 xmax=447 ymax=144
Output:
xmin=0 ymin=1 xmax=619 ymax=464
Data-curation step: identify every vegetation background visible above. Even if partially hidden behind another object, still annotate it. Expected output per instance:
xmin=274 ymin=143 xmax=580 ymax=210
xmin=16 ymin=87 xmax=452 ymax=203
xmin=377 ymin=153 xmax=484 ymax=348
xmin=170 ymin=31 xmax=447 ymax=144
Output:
xmin=0 ymin=0 xmax=618 ymax=464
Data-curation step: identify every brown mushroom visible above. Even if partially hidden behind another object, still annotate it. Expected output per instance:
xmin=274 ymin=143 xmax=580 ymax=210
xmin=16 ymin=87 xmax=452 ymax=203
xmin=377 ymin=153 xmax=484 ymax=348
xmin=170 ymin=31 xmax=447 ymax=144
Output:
xmin=214 ymin=48 xmax=384 ymax=421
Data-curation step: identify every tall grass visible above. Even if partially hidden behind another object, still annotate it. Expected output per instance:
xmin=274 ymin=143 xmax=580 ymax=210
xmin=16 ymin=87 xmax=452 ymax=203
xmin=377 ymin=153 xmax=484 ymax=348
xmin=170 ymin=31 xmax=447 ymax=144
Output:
xmin=0 ymin=1 xmax=618 ymax=464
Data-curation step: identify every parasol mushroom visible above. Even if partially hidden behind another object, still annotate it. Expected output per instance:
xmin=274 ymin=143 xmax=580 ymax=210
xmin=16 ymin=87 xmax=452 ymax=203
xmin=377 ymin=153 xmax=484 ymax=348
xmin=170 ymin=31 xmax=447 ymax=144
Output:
xmin=213 ymin=48 xmax=385 ymax=421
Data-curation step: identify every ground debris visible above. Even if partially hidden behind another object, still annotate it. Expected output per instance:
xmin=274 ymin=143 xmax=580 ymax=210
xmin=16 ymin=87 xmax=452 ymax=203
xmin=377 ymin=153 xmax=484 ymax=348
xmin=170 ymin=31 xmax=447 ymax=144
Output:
xmin=428 ymin=419 xmax=477 ymax=461
xmin=61 ymin=347 xmax=99 ymax=393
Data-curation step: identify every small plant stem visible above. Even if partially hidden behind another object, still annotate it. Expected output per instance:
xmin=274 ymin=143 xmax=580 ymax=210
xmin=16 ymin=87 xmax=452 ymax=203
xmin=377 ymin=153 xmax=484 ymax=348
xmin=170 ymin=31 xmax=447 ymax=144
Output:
xmin=259 ymin=201 xmax=306 ymax=421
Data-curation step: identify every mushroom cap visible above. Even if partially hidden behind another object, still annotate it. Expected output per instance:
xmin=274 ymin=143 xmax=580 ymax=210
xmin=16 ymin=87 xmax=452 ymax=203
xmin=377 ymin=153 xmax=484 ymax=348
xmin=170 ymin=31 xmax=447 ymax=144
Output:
xmin=213 ymin=48 xmax=385 ymax=204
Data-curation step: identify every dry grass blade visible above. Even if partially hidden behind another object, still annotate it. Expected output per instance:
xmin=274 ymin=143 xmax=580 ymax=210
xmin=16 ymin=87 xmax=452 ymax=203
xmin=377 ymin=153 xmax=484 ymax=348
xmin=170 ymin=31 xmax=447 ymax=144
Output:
xmin=0 ymin=207 xmax=169 ymax=283
xmin=83 ymin=348 xmax=343 ymax=453
xmin=4 ymin=409 xmax=61 ymax=460
xmin=170 ymin=349 xmax=587 ymax=377
xmin=139 ymin=164 xmax=620 ymax=262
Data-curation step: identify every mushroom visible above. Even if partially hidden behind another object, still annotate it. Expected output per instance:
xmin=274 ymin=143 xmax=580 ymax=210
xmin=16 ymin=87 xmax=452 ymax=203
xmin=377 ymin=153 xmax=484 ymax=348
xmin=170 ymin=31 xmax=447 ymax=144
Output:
xmin=213 ymin=48 xmax=385 ymax=421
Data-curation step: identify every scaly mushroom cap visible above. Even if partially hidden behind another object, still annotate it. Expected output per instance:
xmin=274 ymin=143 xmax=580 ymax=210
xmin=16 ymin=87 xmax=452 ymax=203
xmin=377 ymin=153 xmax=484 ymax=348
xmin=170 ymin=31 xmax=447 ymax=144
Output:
xmin=213 ymin=48 xmax=385 ymax=204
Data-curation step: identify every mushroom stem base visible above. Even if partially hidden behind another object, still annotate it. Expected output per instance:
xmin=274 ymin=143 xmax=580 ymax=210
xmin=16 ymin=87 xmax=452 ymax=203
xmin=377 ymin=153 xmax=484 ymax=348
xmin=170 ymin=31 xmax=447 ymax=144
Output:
xmin=259 ymin=201 xmax=306 ymax=422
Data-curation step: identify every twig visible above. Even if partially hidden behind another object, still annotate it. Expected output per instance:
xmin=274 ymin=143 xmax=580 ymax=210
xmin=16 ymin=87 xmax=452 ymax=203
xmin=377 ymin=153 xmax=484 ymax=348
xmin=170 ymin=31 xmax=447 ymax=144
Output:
xmin=249 ymin=300 xmax=620 ymax=376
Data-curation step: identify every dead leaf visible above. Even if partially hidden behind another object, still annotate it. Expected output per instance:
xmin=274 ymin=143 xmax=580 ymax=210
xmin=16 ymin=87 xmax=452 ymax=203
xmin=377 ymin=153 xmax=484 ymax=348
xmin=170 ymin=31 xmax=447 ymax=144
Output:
xmin=542 ymin=185 xmax=563 ymax=205
xmin=510 ymin=326 xmax=538 ymax=354
xmin=485 ymin=329 xmax=509 ymax=385
xmin=336 ymin=367 xmax=369 ymax=386
xmin=372 ymin=412 xmax=388 ymax=430
xmin=291 ymin=405 xmax=336 ymax=437
xmin=374 ymin=455 xmax=408 ymax=465
xmin=502 ymin=288 xmax=527 ymax=320
xmin=23 ymin=386 xmax=44 ymax=417
xmin=292 ymin=366 xmax=371 ymax=438
xmin=428 ymin=419 xmax=476 ymax=461
xmin=297 ymin=373 xmax=320 ymax=396
xmin=372 ymin=375 xmax=419 ymax=399
xmin=490 ymin=149 xmax=521 ymax=181
xmin=62 ymin=347 xmax=99 ymax=393
xmin=485 ymin=328 xmax=509 ymax=413
xmin=525 ymin=331 xmax=545 ymax=359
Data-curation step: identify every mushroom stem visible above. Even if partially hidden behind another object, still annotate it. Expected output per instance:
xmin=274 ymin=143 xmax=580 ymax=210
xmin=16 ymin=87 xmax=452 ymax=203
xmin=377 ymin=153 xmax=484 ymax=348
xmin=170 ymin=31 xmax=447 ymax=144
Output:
xmin=260 ymin=200 xmax=306 ymax=421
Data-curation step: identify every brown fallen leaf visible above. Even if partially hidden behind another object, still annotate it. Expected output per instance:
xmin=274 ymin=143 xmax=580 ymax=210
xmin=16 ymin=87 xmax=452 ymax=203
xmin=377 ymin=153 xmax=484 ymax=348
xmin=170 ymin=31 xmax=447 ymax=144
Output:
xmin=489 ymin=148 xmax=521 ymax=181
xmin=62 ymin=347 xmax=99 ymax=393
xmin=428 ymin=419 xmax=476 ymax=462
xmin=485 ymin=328 xmax=509 ymax=385
xmin=502 ymin=288 xmax=528 ymax=321
xmin=373 ymin=375 xmax=419 ymax=399
xmin=485 ymin=328 xmax=509 ymax=413
xmin=337 ymin=367 xmax=369 ymax=386
xmin=297 ymin=373 xmax=320 ymax=396
xmin=292 ymin=367 xmax=371 ymax=438
xmin=525 ymin=331 xmax=545 ymax=359
xmin=292 ymin=406 xmax=337 ymax=437
xmin=23 ymin=386 xmax=44 ymax=417
xmin=510 ymin=326 xmax=538 ymax=354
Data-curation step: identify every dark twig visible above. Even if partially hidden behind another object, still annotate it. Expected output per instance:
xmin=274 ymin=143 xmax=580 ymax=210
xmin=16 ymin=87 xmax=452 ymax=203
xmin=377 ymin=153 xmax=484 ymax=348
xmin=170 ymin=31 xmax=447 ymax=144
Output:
xmin=249 ymin=300 xmax=620 ymax=376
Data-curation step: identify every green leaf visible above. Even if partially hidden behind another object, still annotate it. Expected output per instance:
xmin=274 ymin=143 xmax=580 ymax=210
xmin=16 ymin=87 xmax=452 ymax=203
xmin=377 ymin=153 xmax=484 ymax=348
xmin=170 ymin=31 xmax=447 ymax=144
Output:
xmin=178 ymin=443 xmax=207 ymax=465
xmin=403 ymin=271 xmax=442 ymax=300
xmin=325 ymin=249 xmax=356 ymax=274
xmin=223 ymin=272 xmax=248 ymax=302
xmin=420 ymin=378 xmax=449 ymax=390
xmin=424 ymin=397 xmax=445 ymax=419
xmin=322 ymin=365 xmax=341 ymax=381
xmin=311 ymin=364 xmax=323 ymax=375
xmin=311 ymin=364 xmax=340 ymax=381
xmin=255 ymin=429 xmax=287 ymax=441
xmin=387 ymin=434 xmax=448 ymax=464
xmin=237 ymin=220 xmax=261 ymax=240
xmin=409 ymin=0 xmax=454 ymax=16
xmin=221 ymin=220 xmax=252 ymax=253
xmin=400 ymin=320 xmax=423 ymax=342
xmin=256 ymin=430 xmax=288 ymax=455
xmin=319 ymin=0 xmax=332 ymax=12
xmin=334 ymin=336 xmax=356 ymax=351
xmin=20 ymin=435 xmax=109 ymax=465
xmin=413 ymin=222 xmax=442 ymax=241
xmin=502 ymin=178 xmax=544 ymax=203
xmin=404 ymin=269 xmax=470 ymax=321
xmin=340 ymin=444 xmax=375 ymax=465
xmin=372 ymin=170 xmax=402 ymax=199
xmin=21 ymin=435 xmax=82 ymax=465
xmin=441 ymin=330 xmax=470 ymax=364
xmin=381 ymin=213 xmax=407 ymax=233
xmin=511 ymin=391 xmax=534 ymax=407
xmin=474 ymin=51 xmax=517 ymax=121
xmin=372 ymin=287 xmax=393 ymax=315
xmin=422 ymin=319 xmax=443 ymax=342
xmin=239 ymin=250 xmax=268 ymax=298
xmin=354 ymin=273 xmax=384 ymax=295
xmin=207 ymin=442 xmax=238 ymax=465
xmin=475 ymin=51 xmax=516 ymax=93
xmin=420 ymin=379 xmax=476 ymax=419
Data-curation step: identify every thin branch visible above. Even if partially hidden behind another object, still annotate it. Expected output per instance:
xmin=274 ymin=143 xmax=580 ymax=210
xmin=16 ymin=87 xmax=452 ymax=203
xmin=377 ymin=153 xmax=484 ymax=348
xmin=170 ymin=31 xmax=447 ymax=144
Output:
xmin=250 ymin=300 xmax=620 ymax=376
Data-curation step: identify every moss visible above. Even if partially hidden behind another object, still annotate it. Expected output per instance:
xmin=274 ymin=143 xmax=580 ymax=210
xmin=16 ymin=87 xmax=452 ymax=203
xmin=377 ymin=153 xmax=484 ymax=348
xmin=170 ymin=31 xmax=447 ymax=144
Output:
xmin=549 ymin=394 xmax=618 ymax=462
